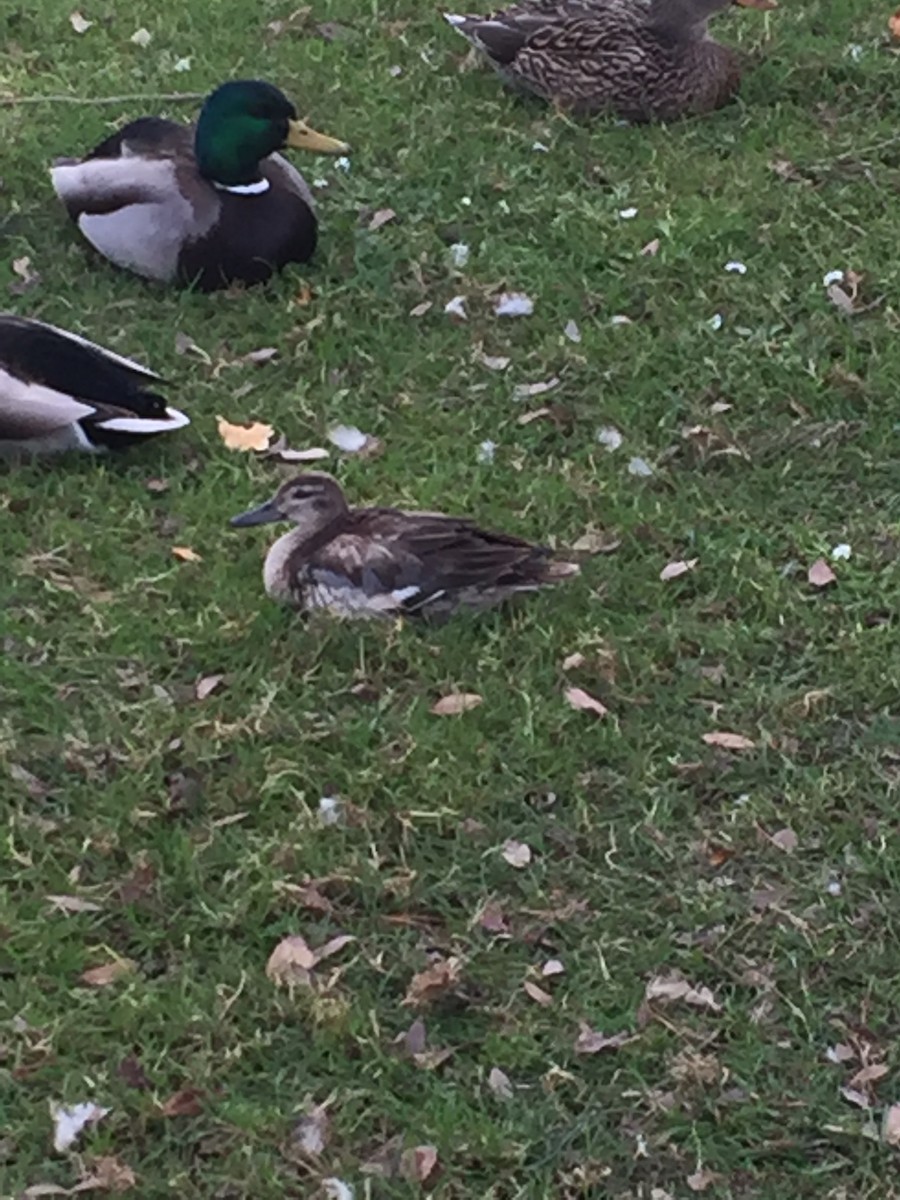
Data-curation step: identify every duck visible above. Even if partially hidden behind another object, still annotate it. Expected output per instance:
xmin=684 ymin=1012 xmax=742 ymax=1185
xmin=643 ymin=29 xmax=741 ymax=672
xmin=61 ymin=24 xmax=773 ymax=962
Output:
xmin=442 ymin=0 xmax=774 ymax=123
xmin=230 ymin=472 xmax=580 ymax=621
xmin=50 ymin=79 xmax=349 ymax=292
xmin=0 ymin=315 xmax=189 ymax=458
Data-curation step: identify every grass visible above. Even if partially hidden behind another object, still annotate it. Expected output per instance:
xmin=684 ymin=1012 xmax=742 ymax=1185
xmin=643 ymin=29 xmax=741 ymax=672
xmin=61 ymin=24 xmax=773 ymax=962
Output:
xmin=1 ymin=0 xmax=899 ymax=1195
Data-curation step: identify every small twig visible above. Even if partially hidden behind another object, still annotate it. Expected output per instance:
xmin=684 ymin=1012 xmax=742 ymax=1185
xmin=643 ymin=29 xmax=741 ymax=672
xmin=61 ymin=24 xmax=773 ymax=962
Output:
xmin=0 ymin=91 xmax=205 ymax=108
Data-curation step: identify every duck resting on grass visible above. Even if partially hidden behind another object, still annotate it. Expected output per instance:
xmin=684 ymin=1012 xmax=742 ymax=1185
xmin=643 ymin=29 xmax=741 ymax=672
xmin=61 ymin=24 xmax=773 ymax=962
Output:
xmin=443 ymin=0 xmax=775 ymax=123
xmin=230 ymin=472 xmax=580 ymax=621
xmin=0 ymin=315 xmax=189 ymax=458
xmin=50 ymin=80 xmax=349 ymax=292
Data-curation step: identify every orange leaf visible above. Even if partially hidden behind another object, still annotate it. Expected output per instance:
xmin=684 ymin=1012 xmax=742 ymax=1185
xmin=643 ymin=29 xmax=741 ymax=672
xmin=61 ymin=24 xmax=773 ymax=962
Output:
xmin=891 ymin=9 xmax=900 ymax=40
xmin=216 ymin=415 xmax=274 ymax=452
xmin=172 ymin=546 xmax=202 ymax=563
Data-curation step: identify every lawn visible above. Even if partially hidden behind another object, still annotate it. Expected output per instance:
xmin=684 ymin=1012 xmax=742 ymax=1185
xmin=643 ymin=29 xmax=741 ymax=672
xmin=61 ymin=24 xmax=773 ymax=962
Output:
xmin=1 ymin=0 xmax=899 ymax=1196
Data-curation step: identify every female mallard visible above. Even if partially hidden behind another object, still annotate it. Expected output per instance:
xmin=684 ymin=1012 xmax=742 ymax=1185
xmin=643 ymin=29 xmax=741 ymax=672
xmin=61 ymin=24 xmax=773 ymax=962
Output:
xmin=230 ymin=472 xmax=579 ymax=621
xmin=0 ymin=315 xmax=189 ymax=458
xmin=50 ymin=80 xmax=349 ymax=292
xmin=443 ymin=0 xmax=772 ymax=122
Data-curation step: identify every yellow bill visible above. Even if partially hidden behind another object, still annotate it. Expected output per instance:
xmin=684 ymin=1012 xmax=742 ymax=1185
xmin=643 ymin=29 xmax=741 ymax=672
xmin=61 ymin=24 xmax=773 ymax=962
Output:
xmin=286 ymin=118 xmax=349 ymax=155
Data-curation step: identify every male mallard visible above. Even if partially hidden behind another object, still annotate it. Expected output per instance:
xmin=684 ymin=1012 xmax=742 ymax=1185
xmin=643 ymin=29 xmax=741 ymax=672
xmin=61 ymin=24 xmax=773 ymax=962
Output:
xmin=230 ymin=472 xmax=580 ymax=621
xmin=443 ymin=0 xmax=773 ymax=122
xmin=0 ymin=315 xmax=188 ymax=458
xmin=50 ymin=80 xmax=349 ymax=292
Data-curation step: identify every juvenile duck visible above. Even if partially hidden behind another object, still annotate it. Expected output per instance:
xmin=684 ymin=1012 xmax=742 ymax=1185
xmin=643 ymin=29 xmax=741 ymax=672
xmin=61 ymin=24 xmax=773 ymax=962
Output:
xmin=51 ymin=80 xmax=349 ymax=292
xmin=0 ymin=315 xmax=189 ymax=458
xmin=443 ymin=0 xmax=772 ymax=122
xmin=230 ymin=473 xmax=579 ymax=621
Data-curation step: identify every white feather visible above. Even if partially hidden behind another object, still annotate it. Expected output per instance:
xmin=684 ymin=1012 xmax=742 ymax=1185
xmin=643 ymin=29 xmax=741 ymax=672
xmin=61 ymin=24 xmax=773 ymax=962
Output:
xmin=443 ymin=12 xmax=468 ymax=25
xmin=213 ymin=178 xmax=270 ymax=196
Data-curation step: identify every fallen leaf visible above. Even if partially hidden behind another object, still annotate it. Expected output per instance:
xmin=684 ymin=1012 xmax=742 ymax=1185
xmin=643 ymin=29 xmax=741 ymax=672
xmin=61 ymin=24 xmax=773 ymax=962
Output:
xmin=477 ymin=900 xmax=509 ymax=934
xmin=562 ymin=651 xmax=586 ymax=671
xmin=571 ymin=530 xmax=620 ymax=555
xmin=430 ymin=692 xmax=482 ymax=716
xmin=144 ymin=477 xmax=170 ymax=494
xmin=494 ymin=292 xmax=534 ymax=317
xmin=402 ymin=957 xmax=462 ymax=1008
xmin=444 ymin=295 xmax=467 ymax=321
xmin=87 ymin=1156 xmax=137 ymax=1193
xmin=327 ymin=424 xmax=382 ymax=457
xmin=827 ymin=283 xmax=856 ymax=315
xmin=475 ymin=350 xmax=510 ymax=371
xmin=841 ymin=1085 xmax=871 ymax=1109
xmin=883 ymin=1102 xmax=900 ymax=1146
xmin=261 ymin=435 xmax=330 ymax=464
xmin=216 ymin=416 xmax=274 ymax=452
xmin=523 ymin=980 xmax=553 ymax=1007
xmin=171 ymin=546 xmax=202 ymax=563
xmin=293 ymin=1105 xmax=329 ymax=1156
xmin=10 ymin=255 xmax=41 ymax=294
xmin=158 ymin=1087 xmax=204 ymax=1118
xmin=80 ymin=959 xmax=136 ymax=987
xmin=808 ymin=558 xmax=837 ymax=588
xmin=116 ymin=1056 xmax=152 ymax=1090
xmin=51 ymin=1101 xmax=110 ymax=1153
xmin=69 ymin=11 xmax=93 ymax=33
xmin=513 ymin=377 xmax=560 ymax=400
xmin=686 ymin=1168 xmax=720 ymax=1193
xmin=848 ymin=1062 xmax=889 ymax=1089
xmin=174 ymin=331 xmax=211 ymax=362
xmin=130 ymin=27 xmax=152 ymax=46
xmin=826 ymin=1043 xmax=856 ymax=1065
xmin=596 ymin=424 xmax=624 ymax=451
xmin=321 ymin=1180 xmax=354 ymax=1200
xmin=542 ymin=959 xmax=565 ymax=977
xmin=771 ymin=827 xmax=798 ymax=854
xmin=368 ymin=207 xmax=397 ymax=231
xmin=488 ymin=1066 xmax=513 ymax=1098
xmin=891 ymin=8 xmax=900 ymax=40
xmin=645 ymin=972 xmax=721 ymax=1013
xmin=627 ymin=456 xmax=654 ymax=477
xmin=501 ymin=839 xmax=532 ymax=869
xmin=641 ymin=238 xmax=661 ymax=256
xmin=563 ymin=319 xmax=581 ymax=343
xmin=313 ymin=934 xmax=356 ymax=964
xmin=702 ymin=731 xmax=756 ymax=752
xmin=194 ymin=674 xmax=225 ymax=702
xmin=574 ymin=1023 xmax=637 ymax=1054
xmin=409 ymin=301 xmax=432 ymax=318
xmin=46 ymin=895 xmax=103 ymax=915
xmin=660 ymin=558 xmax=698 ymax=582
xmin=266 ymin=934 xmax=315 ymax=987
xmin=400 ymin=1145 xmax=439 ymax=1185
xmin=240 ymin=346 xmax=278 ymax=366
xmin=564 ymin=686 xmax=609 ymax=719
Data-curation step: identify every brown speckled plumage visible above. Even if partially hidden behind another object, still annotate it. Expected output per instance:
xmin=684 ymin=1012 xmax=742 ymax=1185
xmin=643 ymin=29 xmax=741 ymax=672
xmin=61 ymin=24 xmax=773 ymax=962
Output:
xmin=444 ymin=0 xmax=750 ymax=122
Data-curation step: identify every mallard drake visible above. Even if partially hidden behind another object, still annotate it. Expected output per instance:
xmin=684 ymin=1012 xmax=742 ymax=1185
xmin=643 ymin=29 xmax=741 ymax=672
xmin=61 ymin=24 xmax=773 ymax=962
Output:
xmin=443 ymin=0 xmax=771 ymax=122
xmin=230 ymin=472 xmax=580 ymax=621
xmin=50 ymin=80 xmax=349 ymax=292
xmin=0 ymin=315 xmax=189 ymax=458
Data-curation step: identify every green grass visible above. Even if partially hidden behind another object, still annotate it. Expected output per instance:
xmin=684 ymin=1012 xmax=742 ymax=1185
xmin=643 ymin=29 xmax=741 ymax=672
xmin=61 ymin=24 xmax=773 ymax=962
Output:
xmin=2 ymin=0 xmax=899 ymax=1195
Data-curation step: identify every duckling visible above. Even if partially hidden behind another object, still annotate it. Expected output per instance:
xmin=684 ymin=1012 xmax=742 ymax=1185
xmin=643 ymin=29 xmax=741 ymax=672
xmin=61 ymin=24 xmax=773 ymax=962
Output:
xmin=50 ymin=79 xmax=349 ymax=292
xmin=0 ymin=315 xmax=188 ymax=458
xmin=443 ymin=0 xmax=771 ymax=122
xmin=230 ymin=472 xmax=580 ymax=621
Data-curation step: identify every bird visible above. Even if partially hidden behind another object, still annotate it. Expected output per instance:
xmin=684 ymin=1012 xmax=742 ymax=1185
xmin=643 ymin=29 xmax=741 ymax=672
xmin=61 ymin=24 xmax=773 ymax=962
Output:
xmin=229 ymin=472 xmax=580 ymax=621
xmin=0 ymin=314 xmax=189 ymax=458
xmin=442 ymin=0 xmax=773 ymax=123
xmin=50 ymin=79 xmax=349 ymax=292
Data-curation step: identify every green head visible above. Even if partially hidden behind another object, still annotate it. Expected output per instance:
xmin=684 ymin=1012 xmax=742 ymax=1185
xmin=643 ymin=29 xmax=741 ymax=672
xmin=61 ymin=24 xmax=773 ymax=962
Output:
xmin=194 ymin=80 xmax=349 ymax=188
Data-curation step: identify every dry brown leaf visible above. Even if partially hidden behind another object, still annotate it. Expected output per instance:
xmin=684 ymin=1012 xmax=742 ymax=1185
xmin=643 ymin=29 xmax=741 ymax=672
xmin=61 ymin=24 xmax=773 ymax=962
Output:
xmin=368 ymin=208 xmax=397 ymax=231
xmin=194 ymin=674 xmax=225 ymax=702
xmin=400 ymin=1145 xmax=439 ymax=1185
xmin=564 ymin=686 xmax=609 ymax=719
xmin=572 ymin=530 xmax=621 ymax=555
xmin=883 ymin=1102 xmax=900 ymax=1146
xmin=402 ymin=956 xmax=462 ymax=1008
xmin=646 ymin=972 xmax=722 ymax=1013
xmin=827 ymin=283 xmax=856 ymax=315
xmin=660 ymin=558 xmax=698 ymax=582
xmin=686 ymin=1168 xmax=720 ymax=1193
xmin=87 ymin=1156 xmax=137 ymax=1193
xmin=430 ymin=692 xmax=482 ymax=716
xmin=158 ymin=1087 xmax=205 ymax=1118
xmin=266 ymin=934 xmax=315 ymax=987
xmin=562 ymin=651 xmax=586 ymax=671
xmin=216 ymin=415 xmax=274 ymax=452
xmin=848 ymin=1062 xmax=889 ymax=1089
xmin=80 ymin=959 xmax=136 ymax=987
xmin=841 ymin=1085 xmax=871 ymax=1109
xmin=292 ymin=1105 xmax=330 ymax=1156
xmin=640 ymin=238 xmax=661 ymax=256
xmin=522 ymin=980 xmax=553 ymax=1007
xmin=240 ymin=346 xmax=278 ymax=366
xmin=171 ymin=546 xmax=202 ymax=564
xmin=501 ymin=839 xmax=532 ymax=869
xmin=826 ymin=1043 xmax=856 ymax=1065
xmin=487 ymin=1066 xmax=513 ymax=1099
xmin=702 ymin=731 xmax=756 ymax=752
xmin=46 ymin=894 xmax=103 ymax=915
xmin=890 ymin=8 xmax=900 ymax=39
xmin=409 ymin=301 xmax=432 ymax=318
xmin=542 ymin=959 xmax=565 ymax=977
xmin=117 ymin=1055 xmax=152 ymax=1090
xmin=574 ymin=1023 xmax=636 ymax=1054
xmin=808 ymin=558 xmax=837 ymax=588
xmin=313 ymin=934 xmax=356 ymax=964
xmin=771 ymin=827 xmax=798 ymax=853
xmin=476 ymin=900 xmax=509 ymax=934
